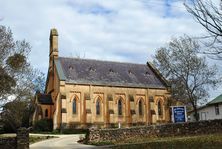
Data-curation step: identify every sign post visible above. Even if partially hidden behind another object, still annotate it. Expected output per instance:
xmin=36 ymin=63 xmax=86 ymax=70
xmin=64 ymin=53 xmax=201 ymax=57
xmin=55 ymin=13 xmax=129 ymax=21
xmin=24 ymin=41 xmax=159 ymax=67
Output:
xmin=171 ymin=106 xmax=187 ymax=123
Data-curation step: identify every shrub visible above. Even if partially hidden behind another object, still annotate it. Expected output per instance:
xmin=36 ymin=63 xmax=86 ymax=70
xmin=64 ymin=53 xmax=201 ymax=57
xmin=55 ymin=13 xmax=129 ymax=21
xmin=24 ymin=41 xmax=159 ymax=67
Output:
xmin=33 ymin=119 xmax=53 ymax=132
xmin=51 ymin=129 xmax=60 ymax=134
xmin=61 ymin=128 xmax=88 ymax=134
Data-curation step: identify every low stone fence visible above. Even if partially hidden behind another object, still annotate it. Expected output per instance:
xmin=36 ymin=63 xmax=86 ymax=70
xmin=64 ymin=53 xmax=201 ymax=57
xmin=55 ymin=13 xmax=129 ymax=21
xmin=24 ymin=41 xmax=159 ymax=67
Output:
xmin=0 ymin=137 xmax=16 ymax=149
xmin=87 ymin=119 xmax=222 ymax=143
xmin=17 ymin=128 xmax=29 ymax=149
xmin=0 ymin=127 xmax=29 ymax=149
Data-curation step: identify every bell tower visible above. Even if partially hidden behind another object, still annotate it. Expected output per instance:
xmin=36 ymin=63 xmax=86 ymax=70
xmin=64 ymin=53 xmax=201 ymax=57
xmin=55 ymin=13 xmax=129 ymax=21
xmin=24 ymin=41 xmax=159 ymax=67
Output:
xmin=46 ymin=28 xmax=59 ymax=94
xmin=49 ymin=28 xmax=58 ymax=71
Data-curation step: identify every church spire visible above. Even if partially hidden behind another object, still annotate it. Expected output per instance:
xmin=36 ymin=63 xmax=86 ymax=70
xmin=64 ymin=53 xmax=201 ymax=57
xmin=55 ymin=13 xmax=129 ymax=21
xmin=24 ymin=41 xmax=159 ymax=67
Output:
xmin=49 ymin=28 xmax=58 ymax=58
xmin=49 ymin=28 xmax=58 ymax=70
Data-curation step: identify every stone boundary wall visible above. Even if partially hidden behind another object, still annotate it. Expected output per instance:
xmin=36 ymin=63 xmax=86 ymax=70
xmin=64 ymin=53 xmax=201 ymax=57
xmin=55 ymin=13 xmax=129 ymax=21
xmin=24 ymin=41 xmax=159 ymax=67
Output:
xmin=87 ymin=119 xmax=222 ymax=142
xmin=0 ymin=127 xmax=29 ymax=149
xmin=17 ymin=128 xmax=29 ymax=149
xmin=0 ymin=137 xmax=16 ymax=149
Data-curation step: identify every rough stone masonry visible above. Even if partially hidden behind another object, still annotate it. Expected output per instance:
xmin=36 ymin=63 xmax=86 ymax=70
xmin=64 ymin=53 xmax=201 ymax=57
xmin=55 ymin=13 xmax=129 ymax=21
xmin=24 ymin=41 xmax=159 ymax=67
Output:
xmin=87 ymin=119 xmax=222 ymax=143
xmin=0 ymin=127 xmax=29 ymax=149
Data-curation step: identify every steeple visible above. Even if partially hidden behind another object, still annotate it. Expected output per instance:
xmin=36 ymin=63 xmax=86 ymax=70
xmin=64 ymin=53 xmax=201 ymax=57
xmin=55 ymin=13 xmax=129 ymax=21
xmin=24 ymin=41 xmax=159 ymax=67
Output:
xmin=49 ymin=28 xmax=58 ymax=58
xmin=49 ymin=28 xmax=58 ymax=70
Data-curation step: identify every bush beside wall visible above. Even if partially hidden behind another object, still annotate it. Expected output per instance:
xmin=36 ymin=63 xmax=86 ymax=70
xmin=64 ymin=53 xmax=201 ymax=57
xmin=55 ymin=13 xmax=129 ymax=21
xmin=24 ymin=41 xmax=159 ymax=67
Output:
xmin=61 ymin=129 xmax=89 ymax=134
xmin=33 ymin=119 xmax=53 ymax=132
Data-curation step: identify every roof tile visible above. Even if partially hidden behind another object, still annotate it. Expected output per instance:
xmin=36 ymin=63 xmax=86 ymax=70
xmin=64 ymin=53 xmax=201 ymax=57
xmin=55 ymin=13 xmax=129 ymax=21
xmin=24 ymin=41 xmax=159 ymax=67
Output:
xmin=58 ymin=57 xmax=167 ymax=88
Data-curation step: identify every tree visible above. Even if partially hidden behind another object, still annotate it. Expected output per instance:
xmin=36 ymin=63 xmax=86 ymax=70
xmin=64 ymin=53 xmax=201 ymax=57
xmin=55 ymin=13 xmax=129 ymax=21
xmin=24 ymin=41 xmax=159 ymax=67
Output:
xmin=33 ymin=72 xmax=46 ymax=93
xmin=0 ymin=25 xmax=32 ymax=104
xmin=153 ymin=35 xmax=221 ymax=121
xmin=0 ymin=25 xmax=45 ymax=131
xmin=1 ymin=100 xmax=30 ymax=132
xmin=185 ymin=0 xmax=222 ymax=59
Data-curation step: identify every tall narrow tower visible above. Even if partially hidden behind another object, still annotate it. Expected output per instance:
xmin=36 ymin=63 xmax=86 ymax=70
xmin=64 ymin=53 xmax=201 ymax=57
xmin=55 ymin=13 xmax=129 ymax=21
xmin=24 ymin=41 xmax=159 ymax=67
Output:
xmin=49 ymin=28 xmax=58 ymax=71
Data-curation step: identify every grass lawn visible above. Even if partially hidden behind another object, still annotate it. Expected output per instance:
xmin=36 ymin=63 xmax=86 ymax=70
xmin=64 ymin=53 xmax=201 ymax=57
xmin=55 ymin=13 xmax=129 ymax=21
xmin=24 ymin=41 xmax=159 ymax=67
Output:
xmin=117 ymin=134 xmax=222 ymax=144
xmin=90 ymin=134 xmax=222 ymax=149
xmin=0 ymin=134 xmax=57 ymax=144
xmin=0 ymin=134 xmax=16 ymax=138
xmin=29 ymin=135 xmax=57 ymax=144
xmin=31 ymin=128 xmax=88 ymax=135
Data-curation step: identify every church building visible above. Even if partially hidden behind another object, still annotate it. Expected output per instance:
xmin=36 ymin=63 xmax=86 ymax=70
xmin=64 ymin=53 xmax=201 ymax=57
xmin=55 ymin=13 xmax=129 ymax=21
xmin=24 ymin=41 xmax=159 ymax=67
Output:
xmin=32 ymin=28 xmax=171 ymax=130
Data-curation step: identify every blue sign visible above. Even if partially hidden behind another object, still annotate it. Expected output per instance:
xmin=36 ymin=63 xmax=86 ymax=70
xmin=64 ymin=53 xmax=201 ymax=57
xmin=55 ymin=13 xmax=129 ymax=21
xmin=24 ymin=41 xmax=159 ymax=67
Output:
xmin=172 ymin=106 xmax=186 ymax=123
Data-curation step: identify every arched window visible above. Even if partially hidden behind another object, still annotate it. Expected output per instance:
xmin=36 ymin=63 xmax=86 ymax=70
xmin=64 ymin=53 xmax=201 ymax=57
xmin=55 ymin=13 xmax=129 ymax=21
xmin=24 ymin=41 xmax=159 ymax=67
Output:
xmin=118 ymin=99 xmax=122 ymax=116
xmin=96 ymin=99 xmax=101 ymax=115
xmin=45 ymin=109 xmax=48 ymax=118
xmin=73 ymin=98 xmax=77 ymax=114
xmin=158 ymin=101 xmax=162 ymax=116
xmin=139 ymin=100 xmax=143 ymax=115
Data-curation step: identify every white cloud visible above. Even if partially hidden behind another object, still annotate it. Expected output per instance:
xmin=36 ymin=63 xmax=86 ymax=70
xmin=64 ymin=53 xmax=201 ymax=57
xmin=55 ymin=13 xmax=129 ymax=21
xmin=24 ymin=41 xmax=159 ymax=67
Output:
xmin=0 ymin=0 xmax=221 ymax=99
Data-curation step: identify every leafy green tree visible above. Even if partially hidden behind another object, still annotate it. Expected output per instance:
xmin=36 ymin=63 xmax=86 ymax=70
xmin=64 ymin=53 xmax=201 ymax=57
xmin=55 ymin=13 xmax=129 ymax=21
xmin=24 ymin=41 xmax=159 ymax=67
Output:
xmin=153 ymin=35 xmax=221 ymax=121
xmin=1 ymin=100 xmax=29 ymax=132
xmin=0 ymin=25 xmax=34 ymax=104
xmin=0 ymin=25 xmax=45 ymax=131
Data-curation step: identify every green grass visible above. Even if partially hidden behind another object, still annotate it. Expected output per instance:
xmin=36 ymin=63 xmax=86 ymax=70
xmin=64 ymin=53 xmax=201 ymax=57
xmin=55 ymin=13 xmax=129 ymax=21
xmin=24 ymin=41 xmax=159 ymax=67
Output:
xmin=29 ymin=135 xmax=57 ymax=144
xmin=0 ymin=134 xmax=16 ymax=138
xmin=31 ymin=128 xmax=88 ymax=135
xmin=122 ymin=134 xmax=222 ymax=144
xmin=112 ymin=134 xmax=222 ymax=149
xmin=0 ymin=134 xmax=57 ymax=144
xmin=88 ymin=141 xmax=114 ymax=146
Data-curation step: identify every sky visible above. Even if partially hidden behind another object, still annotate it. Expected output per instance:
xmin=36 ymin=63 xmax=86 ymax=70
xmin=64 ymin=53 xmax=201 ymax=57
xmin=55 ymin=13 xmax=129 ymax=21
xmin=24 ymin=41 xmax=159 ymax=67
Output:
xmin=0 ymin=0 xmax=221 ymax=100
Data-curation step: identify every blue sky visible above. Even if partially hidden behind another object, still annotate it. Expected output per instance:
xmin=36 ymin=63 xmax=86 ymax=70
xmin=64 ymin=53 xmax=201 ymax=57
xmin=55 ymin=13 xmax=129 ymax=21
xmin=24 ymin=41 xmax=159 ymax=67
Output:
xmin=0 ymin=0 xmax=221 ymax=100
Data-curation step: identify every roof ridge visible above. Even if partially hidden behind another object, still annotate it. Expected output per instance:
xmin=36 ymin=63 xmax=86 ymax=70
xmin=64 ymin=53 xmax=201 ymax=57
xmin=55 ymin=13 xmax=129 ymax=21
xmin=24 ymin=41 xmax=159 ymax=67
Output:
xmin=207 ymin=94 xmax=222 ymax=105
xmin=58 ymin=56 xmax=147 ymax=66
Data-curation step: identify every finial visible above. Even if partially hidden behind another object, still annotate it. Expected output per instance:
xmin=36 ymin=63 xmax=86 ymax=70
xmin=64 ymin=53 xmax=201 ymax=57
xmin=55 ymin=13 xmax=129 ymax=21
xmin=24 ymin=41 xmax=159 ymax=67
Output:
xmin=50 ymin=28 xmax=58 ymax=36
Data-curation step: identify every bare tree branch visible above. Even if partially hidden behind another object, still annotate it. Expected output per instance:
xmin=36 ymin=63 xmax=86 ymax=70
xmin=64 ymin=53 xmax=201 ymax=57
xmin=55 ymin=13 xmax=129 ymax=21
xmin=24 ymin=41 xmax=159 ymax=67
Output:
xmin=153 ymin=35 xmax=221 ymax=121
xmin=184 ymin=0 xmax=222 ymax=59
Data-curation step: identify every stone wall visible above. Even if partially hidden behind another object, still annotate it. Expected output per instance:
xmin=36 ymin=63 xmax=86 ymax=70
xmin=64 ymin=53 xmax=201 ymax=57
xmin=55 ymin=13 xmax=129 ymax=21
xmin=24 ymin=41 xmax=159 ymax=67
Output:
xmin=0 ymin=137 xmax=16 ymax=149
xmin=87 ymin=119 xmax=222 ymax=143
xmin=17 ymin=128 xmax=29 ymax=149
xmin=0 ymin=127 xmax=29 ymax=149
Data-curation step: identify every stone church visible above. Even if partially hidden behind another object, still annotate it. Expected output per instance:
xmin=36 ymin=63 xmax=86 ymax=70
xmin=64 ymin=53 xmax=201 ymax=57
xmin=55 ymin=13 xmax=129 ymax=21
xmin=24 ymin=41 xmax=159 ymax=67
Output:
xmin=32 ymin=28 xmax=171 ymax=130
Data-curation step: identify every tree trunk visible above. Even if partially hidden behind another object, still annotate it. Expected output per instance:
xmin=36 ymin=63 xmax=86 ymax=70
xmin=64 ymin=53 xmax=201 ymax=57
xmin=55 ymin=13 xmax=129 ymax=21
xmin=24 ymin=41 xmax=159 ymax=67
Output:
xmin=192 ymin=104 xmax=199 ymax=121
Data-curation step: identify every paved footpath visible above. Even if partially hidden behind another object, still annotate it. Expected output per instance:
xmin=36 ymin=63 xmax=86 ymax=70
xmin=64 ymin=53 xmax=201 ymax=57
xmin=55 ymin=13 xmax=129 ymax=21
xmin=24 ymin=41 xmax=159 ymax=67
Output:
xmin=30 ymin=134 xmax=96 ymax=149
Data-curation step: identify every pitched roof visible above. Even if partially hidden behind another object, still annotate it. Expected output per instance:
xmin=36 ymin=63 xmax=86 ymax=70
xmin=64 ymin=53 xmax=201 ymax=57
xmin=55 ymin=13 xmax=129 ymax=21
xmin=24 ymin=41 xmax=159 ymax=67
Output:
xmin=207 ymin=94 xmax=222 ymax=105
xmin=55 ymin=57 xmax=169 ymax=89
xmin=187 ymin=105 xmax=208 ymax=114
xmin=188 ymin=94 xmax=222 ymax=113
xmin=37 ymin=94 xmax=53 ymax=105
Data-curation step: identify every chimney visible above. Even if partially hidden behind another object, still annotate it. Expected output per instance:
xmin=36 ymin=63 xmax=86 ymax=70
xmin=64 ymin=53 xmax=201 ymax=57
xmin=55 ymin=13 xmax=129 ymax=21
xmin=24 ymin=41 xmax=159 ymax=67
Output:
xmin=49 ymin=28 xmax=58 ymax=70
